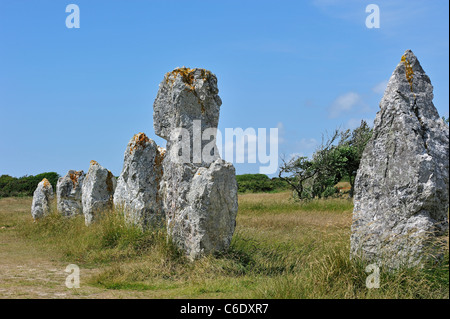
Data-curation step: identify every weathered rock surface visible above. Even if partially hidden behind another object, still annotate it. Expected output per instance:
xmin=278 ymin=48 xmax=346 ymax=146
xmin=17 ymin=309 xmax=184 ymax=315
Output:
xmin=57 ymin=170 xmax=85 ymax=217
xmin=154 ymin=67 xmax=222 ymax=165
xmin=82 ymin=160 xmax=117 ymax=225
xmin=114 ymin=133 xmax=165 ymax=228
xmin=31 ymin=178 xmax=54 ymax=220
xmin=154 ymin=67 xmax=238 ymax=260
xmin=161 ymin=158 xmax=238 ymax=260
xmin=154 ymin=68 xmax=222 ymax=142
xmin=351 ymin=50 xmax=449 ymax=269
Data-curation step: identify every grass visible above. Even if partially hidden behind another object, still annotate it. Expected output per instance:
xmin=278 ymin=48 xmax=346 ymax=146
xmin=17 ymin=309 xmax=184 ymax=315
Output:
xmin=0 ymin=193 xmax=448 ymax=299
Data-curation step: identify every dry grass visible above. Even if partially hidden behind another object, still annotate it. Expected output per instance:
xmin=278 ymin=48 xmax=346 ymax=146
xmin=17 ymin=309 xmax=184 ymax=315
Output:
xmin=0 ymin=193 xmax=448 ymax=299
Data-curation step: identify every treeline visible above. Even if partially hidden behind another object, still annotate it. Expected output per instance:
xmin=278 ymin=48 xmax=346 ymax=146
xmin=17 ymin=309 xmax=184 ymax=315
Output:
xmin=236 ymin=174 xmax=290 ymax=193
xmin=1 ymin=171 xmax=286 ymax=197
xmin=0 ymin=173 xmax=59 ymax=198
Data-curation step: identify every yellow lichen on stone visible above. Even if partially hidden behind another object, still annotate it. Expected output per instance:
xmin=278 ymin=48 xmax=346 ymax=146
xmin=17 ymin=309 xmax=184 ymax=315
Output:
xmin=163 ymin=67 xmax=213 ymax=115
xmin=90 ymin=160 xmax=98 ymax=166
xmin=173 ymin=67 xmax=196 ymax=85
xmin=69 ymin=171 xmax=83 ymax=186
xmin=42 ymin=178 xmax=50 ymax=188
xmin=158 ymin=146 xmax=166 ymax=158
xmin=401 ymin=55 xmax=414 ymax=92
xmin=130 ymin=132 xmax=150 ymax=154
xmin=164 ymin=67 xmax=212 ymax=91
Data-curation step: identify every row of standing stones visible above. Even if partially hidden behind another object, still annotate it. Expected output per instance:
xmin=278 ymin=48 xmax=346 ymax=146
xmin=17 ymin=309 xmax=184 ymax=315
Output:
xmin=31 ymin=50 xmax=448 ymax=267
xmin=31 ymin=66 xmax=238 ymax=261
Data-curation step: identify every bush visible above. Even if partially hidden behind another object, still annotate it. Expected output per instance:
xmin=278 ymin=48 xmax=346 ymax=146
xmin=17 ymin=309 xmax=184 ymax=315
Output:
xmin=236 ymin=174 xmax=289 ymax=193
xmin=0 ymin=172 xmax=59 ymax=198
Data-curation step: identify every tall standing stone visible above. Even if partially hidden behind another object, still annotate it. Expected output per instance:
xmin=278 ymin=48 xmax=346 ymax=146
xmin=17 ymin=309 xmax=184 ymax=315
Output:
xmin=31 ymin=178 xmax=54 ymax=220
xmin=114 ymin=132 xmax=165 ymax=228
xmin=154 ymin=67 xmax=238 ymax=260
xmin=82 ymin=160 xmax=117 ymax=225
xmin=351 ymin=50 xmax=449 ymax=268
xmin=57 ymin=170 xmax=85 ymax=217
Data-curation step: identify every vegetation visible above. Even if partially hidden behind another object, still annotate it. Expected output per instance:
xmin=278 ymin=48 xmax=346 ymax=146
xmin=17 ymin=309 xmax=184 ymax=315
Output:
xmin=443 ymin=116 xmax=449 ymax=126
xmin=0 ymin=194 xmax=447 ymax=299
xmin=0 ymin=172 xmax=59 ymax=198
xmin=0 ymin=117 xmax=447 ymax=298
xmin=236 ymin=174 xmax=289 ymax=193
xmin=279 ymin=120 xmax=372 ymax=200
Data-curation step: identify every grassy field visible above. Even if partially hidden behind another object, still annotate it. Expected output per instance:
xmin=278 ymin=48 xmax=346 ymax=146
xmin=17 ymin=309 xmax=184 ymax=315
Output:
xmin=0 ymin=193 xmax=448 ymax=299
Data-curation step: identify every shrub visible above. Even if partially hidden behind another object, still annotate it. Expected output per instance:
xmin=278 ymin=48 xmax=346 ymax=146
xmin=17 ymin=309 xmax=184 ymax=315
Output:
xmin=236 ymin=174 xmax=289 ymax=193
xmin=0 ymin=172 xmax=59 ymax=198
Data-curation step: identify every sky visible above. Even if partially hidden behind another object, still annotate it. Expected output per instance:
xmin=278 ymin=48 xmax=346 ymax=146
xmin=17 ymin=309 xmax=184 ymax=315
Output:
xmin=0 ymin=0 xmax=448 ymax=178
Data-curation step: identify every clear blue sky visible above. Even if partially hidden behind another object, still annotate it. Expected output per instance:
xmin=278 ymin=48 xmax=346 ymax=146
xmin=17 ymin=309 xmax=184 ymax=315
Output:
xmin=0 ymin=0 xmax=448 ymax=177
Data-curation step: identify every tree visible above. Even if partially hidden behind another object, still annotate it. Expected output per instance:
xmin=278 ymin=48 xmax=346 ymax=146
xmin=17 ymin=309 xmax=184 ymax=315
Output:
xmin=279 ymin=120 xmax=373 ymax=200
xmin=337 ymin=120 xmax=373 ymax=197
xmin=308 ymin=129 xmax=344 ymax=198
xmin=279 ymin=156 xmax=316 ymax=199
xmin=279 ymin=129 xmax=343 ymax=200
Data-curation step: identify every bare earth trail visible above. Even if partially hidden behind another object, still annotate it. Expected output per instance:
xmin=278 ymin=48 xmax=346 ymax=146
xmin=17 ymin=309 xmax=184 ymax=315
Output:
xmin=0 ymin=225 xmax=134 ymax=299
xmin=0 ymin=198 xmax=154 ymax=299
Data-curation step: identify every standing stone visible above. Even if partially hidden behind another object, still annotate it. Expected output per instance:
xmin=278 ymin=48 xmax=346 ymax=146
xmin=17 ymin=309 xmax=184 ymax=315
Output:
xmin=351 ymin=50 xmax=449 ymax=269
xmin=114 ymin=132 xmax=165 ymax=228
xmin=82 ymin=160 xmax=117 ymax=225
xmin=154 ymin=67 xmax=238 ymax=260
xmin=57 ymin=170 xmax=85 ymax=217
xmin=31 ymin=178 xmax=54 ymax=220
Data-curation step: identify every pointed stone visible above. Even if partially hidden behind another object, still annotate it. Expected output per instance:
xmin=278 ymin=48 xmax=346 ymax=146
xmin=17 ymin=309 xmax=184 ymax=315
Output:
xmin=82 ymin=160 xmax=116 ymax=225
xmin=351 ymin=50 xmax=449 ymax=269
xmin=31 ymin=178 xmax=54 ymax=220
xmin=57 ymin=170 xmax=85 ymax=217
xmin=114 ymin=133 xmax=165 ymax=229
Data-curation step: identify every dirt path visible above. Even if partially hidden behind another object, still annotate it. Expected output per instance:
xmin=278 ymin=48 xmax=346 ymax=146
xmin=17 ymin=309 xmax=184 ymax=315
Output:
xmin=0 ymin=218 xmax=154 ymax=299
xmin=0 ymin=198 xmax=194 ymax=299
xmin=1 ymin=227 xmax=97 ymax=298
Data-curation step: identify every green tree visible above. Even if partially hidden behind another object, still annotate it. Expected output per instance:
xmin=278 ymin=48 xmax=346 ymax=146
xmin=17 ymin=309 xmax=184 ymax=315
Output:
xmin=279 ymin=156 xmax=316 ymax=199
xmin=337 ymin=120 xmax=373 ymax=197
xmin=309 ymin=130 xmax=343 ymax=198
xmin=279 ymin=129 xmax=343 ymax=199
xmin=279 ymin=120 xmax=372 ymax=200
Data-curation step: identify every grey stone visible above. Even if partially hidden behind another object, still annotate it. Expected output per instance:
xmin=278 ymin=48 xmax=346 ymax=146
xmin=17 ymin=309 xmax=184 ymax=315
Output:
xmin=114 ymin=132 xmax=165 ymax=228
xmin=154 ymin=67 xmax=222 ymax=165
xmin=56 ymin=170 xmax=85 ymax=217
xmin=161 ymin=158 xmax=238 ymax=260
xmin=82 ymin=160 xmax=117 ymax=225
xmin=31 ymin=178 xmax=54 ymax=220
xmin=154 ymin=67 xmax=238 ymax=260
xmin=351 ymin=50 xmax=449 ymax=269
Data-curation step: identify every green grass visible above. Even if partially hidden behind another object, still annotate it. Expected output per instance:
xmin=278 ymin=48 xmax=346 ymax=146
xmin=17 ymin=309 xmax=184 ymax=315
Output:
xmin=3 ymin=193 xmax=449 ymax=299
xmin=18 ymin=204 xmax=180 ymax=266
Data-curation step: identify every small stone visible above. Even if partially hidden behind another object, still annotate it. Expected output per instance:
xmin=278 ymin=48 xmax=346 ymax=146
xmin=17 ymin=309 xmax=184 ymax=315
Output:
xmin=114 ymin=133 xmax=165 ymax=228
xmin=56 ymin=170 xmax=85 ymax=217
xmin=31 ymin=178 xmax=54 ymax=220
xmin=82 ymin=160 xmax=116 ymax=225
